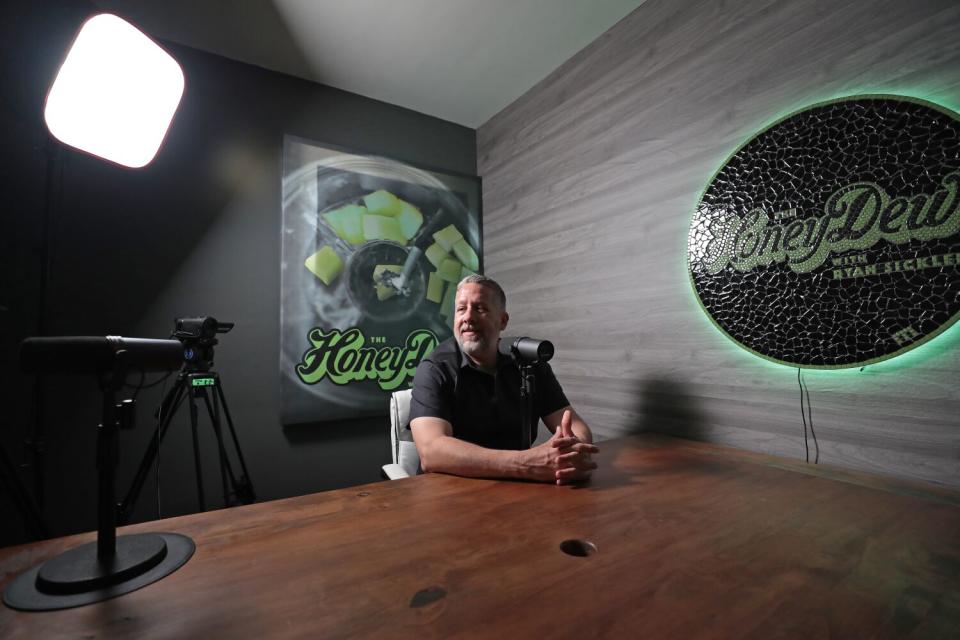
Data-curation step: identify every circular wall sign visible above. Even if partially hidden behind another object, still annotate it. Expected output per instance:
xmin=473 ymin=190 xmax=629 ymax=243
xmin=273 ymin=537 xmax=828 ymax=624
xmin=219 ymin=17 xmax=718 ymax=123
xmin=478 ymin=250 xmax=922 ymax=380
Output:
xmin=688 ymin=95 xmax=960 ymax=368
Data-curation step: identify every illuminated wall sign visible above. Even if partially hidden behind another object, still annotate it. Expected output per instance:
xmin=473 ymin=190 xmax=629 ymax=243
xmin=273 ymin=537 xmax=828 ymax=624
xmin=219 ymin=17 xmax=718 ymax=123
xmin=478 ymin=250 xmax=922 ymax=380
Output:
xmin=688 ymin=95 xmax=960 ymax=368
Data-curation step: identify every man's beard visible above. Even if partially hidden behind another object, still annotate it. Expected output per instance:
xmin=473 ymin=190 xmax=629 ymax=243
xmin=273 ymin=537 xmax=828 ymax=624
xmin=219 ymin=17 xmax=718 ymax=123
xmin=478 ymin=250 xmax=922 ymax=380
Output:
xmin=456 ymin=332 xmax=489 ymax=357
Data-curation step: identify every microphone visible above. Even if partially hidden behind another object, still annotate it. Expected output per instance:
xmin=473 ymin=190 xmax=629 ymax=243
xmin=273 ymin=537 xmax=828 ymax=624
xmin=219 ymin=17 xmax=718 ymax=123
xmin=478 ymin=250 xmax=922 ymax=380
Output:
xmin=20 ymin=336 xmax=184 ymax=374
xmin=498 ymin=336 xmax=554 ymax=364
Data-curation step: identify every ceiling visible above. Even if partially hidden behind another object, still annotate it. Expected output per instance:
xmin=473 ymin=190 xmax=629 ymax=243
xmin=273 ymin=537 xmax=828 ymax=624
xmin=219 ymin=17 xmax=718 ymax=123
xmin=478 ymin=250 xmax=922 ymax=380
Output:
xmin=92 ymin=0 xmax=646 ymax=128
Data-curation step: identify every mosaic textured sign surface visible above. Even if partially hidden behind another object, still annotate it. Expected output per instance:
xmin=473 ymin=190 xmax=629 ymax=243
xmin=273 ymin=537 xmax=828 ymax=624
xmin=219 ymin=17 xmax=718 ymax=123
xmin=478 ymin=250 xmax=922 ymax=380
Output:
xmin=688 ymin=96 xmax=960 ymax=368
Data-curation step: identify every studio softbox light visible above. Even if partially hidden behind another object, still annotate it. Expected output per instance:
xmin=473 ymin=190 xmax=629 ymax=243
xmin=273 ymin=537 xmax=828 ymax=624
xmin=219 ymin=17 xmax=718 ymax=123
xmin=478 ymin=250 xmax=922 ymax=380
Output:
xmin=43 ymin=13 xmax=184 ymax=169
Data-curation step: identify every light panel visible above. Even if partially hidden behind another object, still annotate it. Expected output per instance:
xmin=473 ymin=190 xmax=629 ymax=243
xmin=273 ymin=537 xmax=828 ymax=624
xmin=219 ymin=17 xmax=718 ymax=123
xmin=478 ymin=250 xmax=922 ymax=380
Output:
xmin=44 ymin=14 xmax=184 ymax=168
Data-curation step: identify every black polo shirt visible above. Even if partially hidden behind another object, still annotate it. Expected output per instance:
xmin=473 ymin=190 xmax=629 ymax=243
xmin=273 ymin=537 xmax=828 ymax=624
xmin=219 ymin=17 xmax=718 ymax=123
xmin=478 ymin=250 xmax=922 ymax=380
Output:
xmin=409 ymin=337 xmax=570 ymax=450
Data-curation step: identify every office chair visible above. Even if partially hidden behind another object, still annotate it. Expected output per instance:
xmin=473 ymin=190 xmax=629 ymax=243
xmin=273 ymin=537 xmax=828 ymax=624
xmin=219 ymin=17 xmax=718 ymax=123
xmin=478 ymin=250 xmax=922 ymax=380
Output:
xmin=381 ymin=388 xmax=420 ymax=479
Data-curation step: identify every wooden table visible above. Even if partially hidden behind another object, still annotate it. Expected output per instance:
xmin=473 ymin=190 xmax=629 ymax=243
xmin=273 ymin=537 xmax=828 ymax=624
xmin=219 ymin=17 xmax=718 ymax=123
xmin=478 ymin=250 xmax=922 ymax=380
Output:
xmin=2 ymin=434 xmax=959 ymax=638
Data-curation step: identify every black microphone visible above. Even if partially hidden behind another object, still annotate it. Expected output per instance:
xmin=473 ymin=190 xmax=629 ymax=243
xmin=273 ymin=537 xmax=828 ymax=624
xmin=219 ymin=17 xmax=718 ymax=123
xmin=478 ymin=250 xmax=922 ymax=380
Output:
xmin=498 ymin=336 xmax=554 ymax=364
xmin=20 ymin=336 xmax=185 ymax=374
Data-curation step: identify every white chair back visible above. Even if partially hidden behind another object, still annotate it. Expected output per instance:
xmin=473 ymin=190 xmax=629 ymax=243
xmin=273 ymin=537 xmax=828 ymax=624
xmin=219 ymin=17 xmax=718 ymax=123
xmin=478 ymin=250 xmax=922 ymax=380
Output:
xmin=382 ymin=389 xmax=420 ymax=479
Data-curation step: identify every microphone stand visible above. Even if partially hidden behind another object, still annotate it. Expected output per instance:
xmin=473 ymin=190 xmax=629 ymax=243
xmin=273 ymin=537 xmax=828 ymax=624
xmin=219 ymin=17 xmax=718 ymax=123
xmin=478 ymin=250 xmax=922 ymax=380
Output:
xmin=4 ymin=349 xmax=195 ymax=611
xmin=501 ymin=337 xmax=554 ymax=450
xmin=519 ymin=363 xmax=537 ymax=449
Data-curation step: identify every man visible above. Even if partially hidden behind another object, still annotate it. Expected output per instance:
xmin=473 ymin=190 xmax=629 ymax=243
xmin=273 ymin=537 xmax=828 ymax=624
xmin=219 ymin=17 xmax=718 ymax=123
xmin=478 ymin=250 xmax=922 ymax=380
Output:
xmin=409 ymin=275 xmax=599 ymax=484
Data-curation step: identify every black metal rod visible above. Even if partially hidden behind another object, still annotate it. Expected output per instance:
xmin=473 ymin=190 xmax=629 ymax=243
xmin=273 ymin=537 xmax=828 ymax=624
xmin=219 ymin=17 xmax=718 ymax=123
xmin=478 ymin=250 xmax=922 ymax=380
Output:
xmin=28 ymin=142 xmax=62 ymax=510
xmin=519 ymin=364 xmax=537 ymax=449
xmin=188 ymin=389 xmax=205 ymax=511
xmin=96 ymin=388 xmax=117 ymax=559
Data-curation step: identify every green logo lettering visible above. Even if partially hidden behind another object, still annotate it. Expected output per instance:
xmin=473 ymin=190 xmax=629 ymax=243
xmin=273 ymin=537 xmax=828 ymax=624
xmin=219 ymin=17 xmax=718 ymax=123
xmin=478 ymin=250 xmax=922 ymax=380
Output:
xmin=295 ymin=327 xmax=438 ymax=391
xmin=701 ymin=172 xmax=960 ymax=274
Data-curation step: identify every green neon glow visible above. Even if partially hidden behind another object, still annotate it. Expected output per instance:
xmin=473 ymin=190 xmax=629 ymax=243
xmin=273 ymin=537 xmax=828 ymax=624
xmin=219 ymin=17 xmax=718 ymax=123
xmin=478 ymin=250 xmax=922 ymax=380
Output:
xmin=849 ymin=318 xmax=960 ymax=374
xmin=687 ymin=92 xmax=960 ymax=372
xmin=755 ymin=89 xmax=960 ymax=136
xmin=191 ymin=377 xmax=216 ymax=387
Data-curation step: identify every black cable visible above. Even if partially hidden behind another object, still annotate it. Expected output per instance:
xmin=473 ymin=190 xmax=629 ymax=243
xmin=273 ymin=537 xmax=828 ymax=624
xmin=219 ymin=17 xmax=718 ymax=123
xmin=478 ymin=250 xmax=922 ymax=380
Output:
xmin=798 ymin=368 xmax=809 ymax=463
xmin=130 ymin=333 xmax=179 ymax=520
xmin=154 ymin=375 xmax=171 ymax=521
xmin=796 ymin=368 xmax=820 ymax=464
xmin=125 ymin=370 xmax=146 ymax=399
xmin=801 ymin=371 xmax=819 ymax=464
xmin=123 ymin=334 xmax=178 ymax=398
xmin=124 ymin=369 xmax=173 ymax=398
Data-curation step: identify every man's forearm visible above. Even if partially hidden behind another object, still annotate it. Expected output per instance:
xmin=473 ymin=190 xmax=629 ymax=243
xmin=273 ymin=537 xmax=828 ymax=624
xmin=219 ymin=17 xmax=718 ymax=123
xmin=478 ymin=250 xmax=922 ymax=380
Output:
xmin=419 ymin=435 xmax=534 ymax=480
xmin=411 ymin=411 xmax=594 ymax=484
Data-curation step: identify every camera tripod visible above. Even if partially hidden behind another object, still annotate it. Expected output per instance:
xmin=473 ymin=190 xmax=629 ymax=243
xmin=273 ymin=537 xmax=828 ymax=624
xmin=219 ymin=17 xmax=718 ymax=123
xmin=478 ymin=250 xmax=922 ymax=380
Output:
xmin=118 ymin=367 xmax=255 ymax=525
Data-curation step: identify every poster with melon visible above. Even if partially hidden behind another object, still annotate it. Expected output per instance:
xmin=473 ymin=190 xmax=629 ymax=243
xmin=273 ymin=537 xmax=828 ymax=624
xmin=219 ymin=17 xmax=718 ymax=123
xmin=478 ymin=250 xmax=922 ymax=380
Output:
xmin=280 ymin=136 xmax=482 ymax=424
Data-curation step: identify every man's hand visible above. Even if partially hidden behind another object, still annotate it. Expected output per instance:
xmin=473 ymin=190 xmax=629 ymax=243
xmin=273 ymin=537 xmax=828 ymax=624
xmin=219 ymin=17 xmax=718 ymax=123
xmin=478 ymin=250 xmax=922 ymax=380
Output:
xmin=549 ymin=409 xmax=599 ymax=485
xmin=518 ymin=410 xmax=599 ymax=484
xmin=412 ymin=409 xmax=598 ymax=484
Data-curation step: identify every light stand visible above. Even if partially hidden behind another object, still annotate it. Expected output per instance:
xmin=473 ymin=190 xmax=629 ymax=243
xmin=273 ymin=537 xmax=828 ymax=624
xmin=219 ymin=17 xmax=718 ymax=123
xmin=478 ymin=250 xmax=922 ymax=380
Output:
xmin=24 ymin=11 xmax=185 ymax=519
xmin=4 ymin=337 xmax=195 ymax=611
xmin=5 ymin=11 xmax=192 ymax=611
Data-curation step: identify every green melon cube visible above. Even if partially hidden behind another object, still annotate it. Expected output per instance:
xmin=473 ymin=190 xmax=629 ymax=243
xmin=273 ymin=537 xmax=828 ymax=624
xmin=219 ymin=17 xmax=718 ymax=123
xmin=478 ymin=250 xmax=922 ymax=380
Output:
xmin=375 ymin=283 xmax=394 ymax=300
xmin=340 ymin=211 xmax=365 ymax=244
xmin=397 ymin=200 xmax=423 ymax=240
xmin=362 ymin=214 xmax=407 ymax=244
xmin=426 ymin=271 xmax=444 ymax=303
xmin=460 ymin=265 xmax=477 ymax=280
xmin=323 ymin=212 xmax=344 ymax=237
xmin=433 ymin=224 xmax=463 ymax=252
xmin=438 ymin=257 xmax=462 ymax=282
xmin=425 ymin=242 xmax=450 ymax=268
xmin=373 ymin=264 xmax=402 ymax=300
xmin=452 ymin=238 xmax=479 ymax=272
xmin=373 ymin=264 xmax=403 ymax=281
xmin=323 ymin=204 xmax=366 ymax=245
xmin=362 ymin=190 xmax=402 ymax=217
xmin=304 ymin=246 xmax=343 ymax=285
xmin=440 ymin=281 xmax=456 ymax=319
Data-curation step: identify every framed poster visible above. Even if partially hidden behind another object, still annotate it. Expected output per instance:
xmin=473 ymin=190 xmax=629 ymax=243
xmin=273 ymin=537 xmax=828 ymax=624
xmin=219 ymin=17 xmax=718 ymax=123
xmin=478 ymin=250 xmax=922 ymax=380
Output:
xmin=280 ymin=136 xmax=482 ymax=424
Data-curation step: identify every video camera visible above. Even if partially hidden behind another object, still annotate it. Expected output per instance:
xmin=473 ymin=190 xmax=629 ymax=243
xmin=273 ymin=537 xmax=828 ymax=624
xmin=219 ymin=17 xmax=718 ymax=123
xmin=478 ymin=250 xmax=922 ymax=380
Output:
xmin=173 ymin=317 xmax=233 ymax=371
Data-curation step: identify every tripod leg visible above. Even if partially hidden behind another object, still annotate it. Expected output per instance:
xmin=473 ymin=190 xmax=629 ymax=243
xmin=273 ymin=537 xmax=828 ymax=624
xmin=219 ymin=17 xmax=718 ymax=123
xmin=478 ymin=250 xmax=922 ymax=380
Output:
xmin=200 ymin=389 xmax=231 ymax=507
xmin=188 ymin=389 xmax=205 ymax=512
xmin=215 ymin=379 xmax=255 ymax=503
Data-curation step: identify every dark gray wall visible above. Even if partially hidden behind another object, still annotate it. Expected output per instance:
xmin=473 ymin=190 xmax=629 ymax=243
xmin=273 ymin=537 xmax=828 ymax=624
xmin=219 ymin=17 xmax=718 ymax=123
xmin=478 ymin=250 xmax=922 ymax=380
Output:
xmin=0 ymin=1 xmax=475 ymax=545
xmin=478 ymin=0 xmax=960 ymax=486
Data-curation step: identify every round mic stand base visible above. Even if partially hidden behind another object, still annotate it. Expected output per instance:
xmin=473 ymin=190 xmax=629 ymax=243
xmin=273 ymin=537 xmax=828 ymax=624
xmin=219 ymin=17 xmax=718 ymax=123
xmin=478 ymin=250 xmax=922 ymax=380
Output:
xmin=3 ymin=532 xmax=194 ymax=611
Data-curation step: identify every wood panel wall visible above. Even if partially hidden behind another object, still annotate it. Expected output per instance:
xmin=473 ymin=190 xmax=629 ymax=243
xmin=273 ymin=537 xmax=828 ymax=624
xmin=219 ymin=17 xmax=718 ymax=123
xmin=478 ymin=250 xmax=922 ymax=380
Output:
xmin=477 ymin=0 xmax=960 ymax=486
